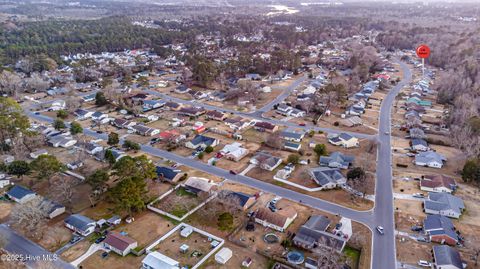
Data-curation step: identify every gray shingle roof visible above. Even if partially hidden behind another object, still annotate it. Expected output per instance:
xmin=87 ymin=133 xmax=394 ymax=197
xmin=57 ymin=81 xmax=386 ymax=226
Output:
xmin=433 ymin=245 xmax=463 ymax=268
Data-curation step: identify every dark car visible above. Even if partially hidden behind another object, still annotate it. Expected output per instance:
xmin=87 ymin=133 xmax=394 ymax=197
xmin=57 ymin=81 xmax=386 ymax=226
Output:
xmin=69 ymin=236 xmax=81 ymax=244
xmin=95 ymin=236 xmax=106 ymax=244
xmin=96 ymin=130 xmax=103 ymax=134
xmin=299 ymin=123 xmax=306 ymax=126
xmin=101 ymin=252 xmax=109 ymax=259
xmin=411 ymin=225 xmax=423 ymax=232
xmin=229 ymin=170 xmax=237 ymax=175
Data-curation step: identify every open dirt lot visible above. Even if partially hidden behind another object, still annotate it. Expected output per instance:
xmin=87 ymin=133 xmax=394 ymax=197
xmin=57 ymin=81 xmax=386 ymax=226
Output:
xmin=153 ymin=230 xmax=212 ymax=268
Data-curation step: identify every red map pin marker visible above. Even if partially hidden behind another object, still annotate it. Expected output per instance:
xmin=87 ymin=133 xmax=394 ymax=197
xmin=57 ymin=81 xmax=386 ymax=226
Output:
xmin=416 ymin=45 xmax=430 ymax=59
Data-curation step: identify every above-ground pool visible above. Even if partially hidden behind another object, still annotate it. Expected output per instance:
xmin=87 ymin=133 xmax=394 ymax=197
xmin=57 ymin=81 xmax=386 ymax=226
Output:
xmin=287 ymin=251 xmax=305 ymax=265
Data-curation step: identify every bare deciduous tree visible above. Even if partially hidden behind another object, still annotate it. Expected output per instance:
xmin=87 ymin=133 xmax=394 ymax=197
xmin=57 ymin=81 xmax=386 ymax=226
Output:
xmin=9 ymin=197 xmax=52 ymax=240
xmin=264 ymin=132 xmax=283 ymax=150
xmin=0 ymin=71 xmax=23 ymax=98
xmin=51 ymin=176 xmax=78 ymax=207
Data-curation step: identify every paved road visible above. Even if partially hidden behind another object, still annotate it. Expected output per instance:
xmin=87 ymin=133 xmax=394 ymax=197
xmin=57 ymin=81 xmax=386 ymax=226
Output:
xmin=250 ymin=75 xmax=307 ymax=117
xmin=371 ymin=59 xmax=412 ymax=269
xmin=0 ymin=224 xmax=74 ymax=269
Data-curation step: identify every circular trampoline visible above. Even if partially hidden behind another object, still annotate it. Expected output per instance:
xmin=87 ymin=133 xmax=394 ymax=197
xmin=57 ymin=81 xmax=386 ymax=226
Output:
xmin=287 ymin=251 xmax=304 ymax=265
xmin=263 ymin=233 xmax=280 ymax=244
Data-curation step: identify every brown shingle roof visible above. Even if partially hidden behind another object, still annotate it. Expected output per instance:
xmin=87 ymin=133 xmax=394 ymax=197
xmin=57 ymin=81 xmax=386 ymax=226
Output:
xmin=421 ymin=175 xmax=457 ymax=191
xmin=103 ymin=231 xmax=136 ymax=252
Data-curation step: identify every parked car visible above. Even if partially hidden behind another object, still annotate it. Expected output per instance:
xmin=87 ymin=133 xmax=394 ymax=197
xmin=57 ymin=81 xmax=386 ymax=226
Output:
xmin=299 ymin=123 xmax=306 ymax=126
xmin=411 ymin=225 xmax=423 ymax=232
xmin=416 ymin=236 xmax=428 ymax=242
xmin=417 ymin=260 xmax=431 ymax=267
xmin=69 ymin=235 xmax=81 ymax=244
xmin=101 ymin=252 xmax=109 ymax=259
xmin=413 ymin=193 xmax=425 ymax=198
xmin=229 ymin=170 xmax=237 ymax=175
xmin=95 ymin=236 xmax=106 ymax=244
xmin=376 ymin=226 xmax=384 ymax=235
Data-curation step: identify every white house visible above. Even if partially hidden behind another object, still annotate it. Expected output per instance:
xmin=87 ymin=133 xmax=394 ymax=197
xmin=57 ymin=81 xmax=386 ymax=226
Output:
xmin=415 ymin=151 xmax=446 ymax=168
xmin=64 ymin=214 xmax=96 ymax=236
xmin=255 ymin=207 xmax=297 ymax=232
xmin=328 ymin=133 xmax=359 ymax=148
xmin=6 ymin=185 xmax=36 ymax=203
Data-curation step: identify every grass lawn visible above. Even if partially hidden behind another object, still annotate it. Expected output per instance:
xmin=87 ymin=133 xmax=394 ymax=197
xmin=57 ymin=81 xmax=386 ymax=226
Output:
xmin=343 ymin=246 xmax=361 ymax=269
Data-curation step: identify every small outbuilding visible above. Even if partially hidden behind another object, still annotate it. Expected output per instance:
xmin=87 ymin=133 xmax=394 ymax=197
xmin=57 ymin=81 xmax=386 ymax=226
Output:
xmin=215 ymin=247 xmax=232 ymax=264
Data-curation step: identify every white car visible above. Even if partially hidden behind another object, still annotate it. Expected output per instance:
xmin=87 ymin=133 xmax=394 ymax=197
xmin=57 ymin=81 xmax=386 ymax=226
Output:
xmin=376 ymin=226 xmax=384 ymax=235
xmin=417 ymin=260 xmax=431 ymax=267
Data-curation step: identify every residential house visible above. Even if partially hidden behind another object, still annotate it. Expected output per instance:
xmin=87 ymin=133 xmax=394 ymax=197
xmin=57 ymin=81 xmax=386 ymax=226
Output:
xmin=74 ymin=109 xmax=93 ymax=120
xmin=164 ymin=101 xmax=182 ymax=111
xmin=319 ymin=152 xmax=354 ymax=169
xmin=156 ymin=166 xmax=183 ymax=182
xmin=206 ymin=110 xmax=227 ymax=121
xmin=185 ymin=135 xmax=219 ymax=150
xmin=432 ymin=245 xmax=463 ymax=269
xmin=132 ymin=125 xmax=160 ymax=136
xmin=6 ymin=185 xmax=36 ymax=204
xmin=254 ymin=207 xmax=298 ymax=232
xmin=47 ymin=135 xmax=77 ymax=148
xmin=103 ymin=232 xmax=138 ymax=256
xmin=94 ymin=148 xmax=126 ymax=162
xmin=411 ymin=138 xmax=429 ymax=152
xmin=225 ymin=117 xmax=250 ymax=131
xmin=64 ymin=214 xmax=96 ymax=236
xmin=340 ymin=116 xmax=363 ymax=127
xmin=178 ymin=106 xmax=205 ymax=117
xmin=290 ymin=108 xmax=306 ymax=117
xmin=142 ymin=100 xmax=165 ymax=111
xmin=221 ymin=142 xmax=249 ymax=162
xmin=48 ymin=100 xmax=66 ymax=111
xmin=112 ymin=118 xmax=137 ymax=129
xmin=182 ymin=177 xmax=215 ymax=195
xmin=423 ymin=215 xmax=459 ymax=246
xmin=250 ymin=152 xmax=282 ymax=171
xmin=158 ymin=130 xmax=186 ymax=144
xmin=81 ymin=142 xmax=104 ymax=155
xmin=284 ymin=141 xmax=302 ymax=152
xmin=222 ymin=190 xmax=256 ymax=210
xmin=424 ymin=193 xmax=465 ymax=219
xmin=142 ymin=251 xmax=180 ymax=269
xmin=293 ymin=215 xmax=347 ymax=252
xmin=175 ymin=85 xmax=190 ymax=94
xmin=420 ymin=175 xmax=457 ymax=193
xmin=309 ymin=167 xmax=347 ymax=190
xmin=82 ymin=93 xmax=97 ymax=102
xmin=328 ymin=133 xmax=359 ymax=148
xmin=91 ymin=111 xmax=108 ymax=121
xmin=254 ymin=122 xmax=278 ymax=133
xmin=280 ymin=131 xmax=305 ymax=143
xmin=47 ymin=201 xmax=66 ymax=219
xmin=415 ymin=151 xmax=446 ymax=168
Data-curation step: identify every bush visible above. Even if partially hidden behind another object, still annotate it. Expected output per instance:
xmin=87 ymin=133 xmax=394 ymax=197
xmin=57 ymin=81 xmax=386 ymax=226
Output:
xmin=333 ymin=121 xmax=340 ymax=126
xmin=56 ymin=110 xmax=68 ymax=119
xmin=123 ymin=140 xmax=141 ymax=151
xmin=217 ymin=212 xmax=234 ymax=231
xmin=287 ymin=154 xmax=300 ymax=165
xmin=462 ymin=159 xmax=480 ymax=183
xmin=205 ymin=146 xmax=214 ymax=153
xmin=198 ymin=152 xmax=204 ymax=159
xmin=313 ymin=144 xmax=327 ymax=157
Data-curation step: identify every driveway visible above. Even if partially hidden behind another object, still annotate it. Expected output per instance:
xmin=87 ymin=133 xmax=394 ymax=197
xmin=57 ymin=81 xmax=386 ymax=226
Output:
xmin=70 ymin=243 xmax=106 ymax=267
